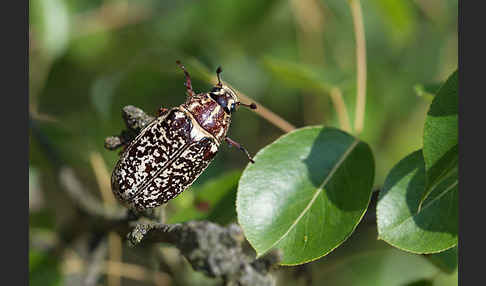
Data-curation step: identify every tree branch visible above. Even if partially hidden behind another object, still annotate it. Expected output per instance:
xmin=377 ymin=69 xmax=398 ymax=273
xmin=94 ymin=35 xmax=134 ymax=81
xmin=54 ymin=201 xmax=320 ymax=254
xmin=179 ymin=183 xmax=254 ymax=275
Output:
xmin=127 ymin=221 xmax=280 ymax=286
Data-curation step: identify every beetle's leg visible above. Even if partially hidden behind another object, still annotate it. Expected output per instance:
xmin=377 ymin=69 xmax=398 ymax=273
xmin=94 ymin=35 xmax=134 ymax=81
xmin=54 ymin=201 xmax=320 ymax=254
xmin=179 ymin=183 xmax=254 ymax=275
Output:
xmin=225 ymin=137 xmax=255 ymax=163
xmin=105 ymin=133 xmax=130 ymax=155
xmin=157 ymin=107 xmax=169 ymax=117
xmin=176 ymin=60 xmax=195 ymax=97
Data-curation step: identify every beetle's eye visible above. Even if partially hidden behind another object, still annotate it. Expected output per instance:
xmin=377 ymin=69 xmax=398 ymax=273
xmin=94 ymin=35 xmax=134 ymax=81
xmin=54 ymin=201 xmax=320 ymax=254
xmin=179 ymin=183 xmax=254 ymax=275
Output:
xmin=217 ymin=96 xmax=228 ymax=108
xmin=230 ymin=103 xmax=236 ymax=112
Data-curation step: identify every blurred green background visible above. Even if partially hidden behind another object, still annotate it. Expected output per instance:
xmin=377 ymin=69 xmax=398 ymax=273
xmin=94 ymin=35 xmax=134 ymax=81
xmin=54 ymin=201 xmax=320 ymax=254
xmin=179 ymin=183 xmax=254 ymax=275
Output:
xmin=29 ymin=0 xmax=458 ymax=285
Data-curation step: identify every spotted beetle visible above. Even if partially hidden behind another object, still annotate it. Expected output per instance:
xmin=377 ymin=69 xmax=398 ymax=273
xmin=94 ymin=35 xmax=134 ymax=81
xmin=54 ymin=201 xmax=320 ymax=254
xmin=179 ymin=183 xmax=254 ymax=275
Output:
xmin=111 ymin=61 xmax=256 ymax=211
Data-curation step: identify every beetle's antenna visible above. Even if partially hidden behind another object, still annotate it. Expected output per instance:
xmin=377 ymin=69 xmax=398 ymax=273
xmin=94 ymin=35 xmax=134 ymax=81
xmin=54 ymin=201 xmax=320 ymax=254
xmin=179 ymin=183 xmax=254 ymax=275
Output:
xmin=176 ymin=60 xmax=195 ymax=97
xmin=216 ymin=66 xmax=223 ymax=87
xmin=237 ymin=102 xmax=257 ymax=110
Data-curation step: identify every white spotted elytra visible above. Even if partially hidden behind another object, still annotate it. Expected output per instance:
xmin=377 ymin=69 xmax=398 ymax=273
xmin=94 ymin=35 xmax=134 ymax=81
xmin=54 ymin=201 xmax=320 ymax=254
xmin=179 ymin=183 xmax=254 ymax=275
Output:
xmin=111 ymin=61 xmax=257 ymax=211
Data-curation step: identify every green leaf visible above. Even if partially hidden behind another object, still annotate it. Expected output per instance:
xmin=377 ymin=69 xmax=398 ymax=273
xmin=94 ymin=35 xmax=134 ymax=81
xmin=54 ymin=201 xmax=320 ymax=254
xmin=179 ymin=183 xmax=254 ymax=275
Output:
xmin=425 ymin=246 xmax=458 ymax=274
xmin=422 ymin=70 xmax=458 ymax=204
xmin=237 ymin=127 xmax=374 ymax=265
xmin=377 ymin=150 xmax=458 ymax=254
xmin=309 ymin=226 xmax=445 ymax=286
xmin=168 ymin=171 xmax=241 ymax=224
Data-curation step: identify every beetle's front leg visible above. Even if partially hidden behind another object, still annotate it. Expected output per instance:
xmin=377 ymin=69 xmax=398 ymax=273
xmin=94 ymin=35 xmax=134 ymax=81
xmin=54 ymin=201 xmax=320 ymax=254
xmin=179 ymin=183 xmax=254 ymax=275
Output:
xmin=225 ymin=137 xmax=255 ymax=163
xmin=157 ymin=107 xmax=169 ymax=117
xmin=176 ymin=60 xmax=195 ymax=98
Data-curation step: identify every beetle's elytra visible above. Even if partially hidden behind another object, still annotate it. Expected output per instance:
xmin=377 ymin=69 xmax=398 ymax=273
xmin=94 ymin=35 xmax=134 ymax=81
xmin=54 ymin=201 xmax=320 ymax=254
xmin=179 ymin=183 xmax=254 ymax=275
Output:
xmin=111 ymin=61 xmax=257 ymax=211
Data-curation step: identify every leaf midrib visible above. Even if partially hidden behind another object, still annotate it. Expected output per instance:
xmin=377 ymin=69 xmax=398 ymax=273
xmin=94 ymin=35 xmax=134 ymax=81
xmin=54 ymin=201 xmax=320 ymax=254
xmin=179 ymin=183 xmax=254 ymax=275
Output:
xmin=259 ymin=138 xmax=360 ymax=256
xmin=383 ymin=179 xmax=458 ymax=233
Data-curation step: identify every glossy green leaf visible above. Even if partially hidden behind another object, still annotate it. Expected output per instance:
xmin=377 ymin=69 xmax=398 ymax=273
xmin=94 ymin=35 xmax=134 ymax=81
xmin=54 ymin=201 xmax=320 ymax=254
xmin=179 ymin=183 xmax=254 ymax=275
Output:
xmin=237 ymin=127 xmax=374 ymax=265
xmin=425 ymin=246 xmax=458 ymax=274
xmin=377 ymin=150 xmax=458 ymax=253
xmin=422 ymin=70 xmax=458 ymax=201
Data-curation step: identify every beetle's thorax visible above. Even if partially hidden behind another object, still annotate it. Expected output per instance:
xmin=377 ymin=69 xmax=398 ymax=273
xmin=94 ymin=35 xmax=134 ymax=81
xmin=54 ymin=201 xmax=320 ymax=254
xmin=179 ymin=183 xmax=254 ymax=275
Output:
xmin=182 ymin=93 xmax=231 ymax=142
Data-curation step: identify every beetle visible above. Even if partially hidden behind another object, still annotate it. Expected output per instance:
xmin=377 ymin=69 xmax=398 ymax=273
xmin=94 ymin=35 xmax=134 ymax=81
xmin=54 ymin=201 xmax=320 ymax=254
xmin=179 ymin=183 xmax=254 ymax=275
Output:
xmin=111 ymin=61 xmax=257 ymax=211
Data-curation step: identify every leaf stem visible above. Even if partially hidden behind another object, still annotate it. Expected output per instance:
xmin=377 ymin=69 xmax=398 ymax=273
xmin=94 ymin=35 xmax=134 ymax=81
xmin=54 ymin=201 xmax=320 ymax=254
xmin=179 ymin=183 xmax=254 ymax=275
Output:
xmin=348 ymin=0 xmax=367 ymax=135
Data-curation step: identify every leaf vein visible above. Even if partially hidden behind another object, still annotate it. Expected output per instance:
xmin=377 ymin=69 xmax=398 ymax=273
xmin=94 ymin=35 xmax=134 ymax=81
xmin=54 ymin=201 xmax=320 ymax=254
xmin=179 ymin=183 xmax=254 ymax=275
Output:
xmin=264 ymin=138 xmax=360 ymax=253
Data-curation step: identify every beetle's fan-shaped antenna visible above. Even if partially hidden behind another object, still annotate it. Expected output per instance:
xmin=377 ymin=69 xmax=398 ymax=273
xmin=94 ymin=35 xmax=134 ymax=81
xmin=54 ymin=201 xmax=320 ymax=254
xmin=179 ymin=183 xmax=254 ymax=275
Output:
xmin=216 ymin=66 xmax=223 ymax=87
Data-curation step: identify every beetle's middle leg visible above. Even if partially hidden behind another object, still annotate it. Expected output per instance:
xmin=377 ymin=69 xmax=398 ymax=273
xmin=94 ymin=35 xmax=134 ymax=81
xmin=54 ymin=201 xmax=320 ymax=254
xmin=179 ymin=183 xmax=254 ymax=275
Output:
xmin=225 ymin=137 xmax=255 ymax=163
xmin=176 ymin=60 xmax=195 ymax=98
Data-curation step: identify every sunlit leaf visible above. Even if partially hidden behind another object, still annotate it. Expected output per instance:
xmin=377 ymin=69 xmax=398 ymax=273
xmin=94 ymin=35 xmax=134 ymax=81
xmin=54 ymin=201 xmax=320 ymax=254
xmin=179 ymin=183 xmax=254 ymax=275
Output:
xmin=237 ymin=127 xmax=374 ymax=265
xmin=377 ymin=150 xmax=457 ymax=253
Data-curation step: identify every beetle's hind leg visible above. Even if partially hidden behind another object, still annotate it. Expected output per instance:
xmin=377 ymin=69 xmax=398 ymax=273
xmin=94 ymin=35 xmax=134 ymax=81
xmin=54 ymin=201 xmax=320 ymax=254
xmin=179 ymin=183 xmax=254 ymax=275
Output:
xmin=225 ymin=137 xmax=255 ymax=163
xmin=176 ymin=60 xmax=195 ymax=98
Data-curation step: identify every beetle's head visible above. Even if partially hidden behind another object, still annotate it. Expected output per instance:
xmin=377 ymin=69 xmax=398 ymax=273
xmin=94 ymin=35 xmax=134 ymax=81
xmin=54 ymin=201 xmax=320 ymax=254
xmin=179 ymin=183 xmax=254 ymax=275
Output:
xmin=210 ymin=67 xmax=256 ymax=114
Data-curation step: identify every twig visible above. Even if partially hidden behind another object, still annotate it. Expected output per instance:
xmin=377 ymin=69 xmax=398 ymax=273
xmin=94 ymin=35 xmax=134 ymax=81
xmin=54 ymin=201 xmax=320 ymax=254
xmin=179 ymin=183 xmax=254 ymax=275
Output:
xmin=63 ymin=256 xmax=172 ymax=284
xmin=127 ymin=221 xmax=280 ymax=286
xmin=107 ymin=233 xmax=122 ymax=286
xmin=90 ymin=152 xmax=117 ymax=206
xmin=84 ymin=238 xmax=108 ymax=286
xmin=236 ymin=88 xmax=297 ymax=133
xmin=59 ymin=167 xmax=127 ymax=222
xmin=90 ymin=152 xmax=123 ymax=286
xmin=348 ymin=0 xmax=368 ymax=135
